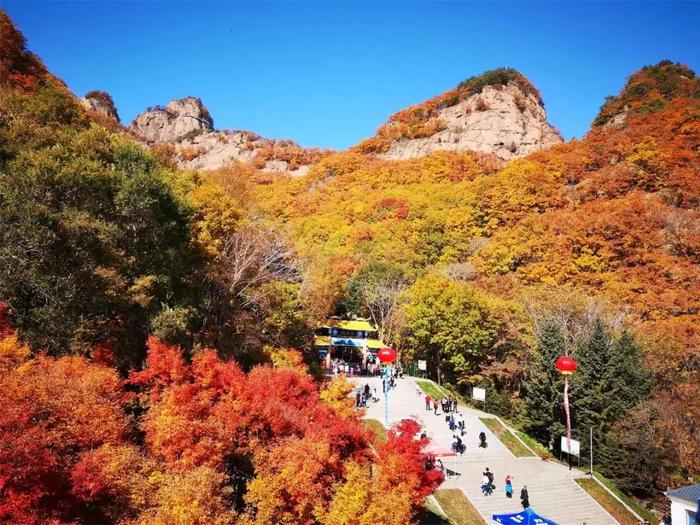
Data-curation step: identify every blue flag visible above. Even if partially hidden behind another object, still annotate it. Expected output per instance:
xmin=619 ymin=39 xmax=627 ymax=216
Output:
xmin=492 ymin=508 xmax=559 ymax=525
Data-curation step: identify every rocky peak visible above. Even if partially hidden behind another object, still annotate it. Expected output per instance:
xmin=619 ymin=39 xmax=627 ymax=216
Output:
xmin=81 ymin=90 xmax=120 ymax=122
xmin=129 ymin=97 xmax=331 ymax=174
xmin=129 ymin=96 xmax=213 ymax=143
xmin=354 ymin=68 xmax=562 ymax=161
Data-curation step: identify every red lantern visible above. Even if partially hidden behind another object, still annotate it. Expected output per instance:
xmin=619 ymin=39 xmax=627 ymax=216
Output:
xmin=377 ymin=347 xmax=397 ymax=364
xmin=555 ymin=355 xmax=577 ymax=375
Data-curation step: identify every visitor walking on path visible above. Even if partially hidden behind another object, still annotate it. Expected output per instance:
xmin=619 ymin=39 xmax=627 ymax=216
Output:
xmin=484 ymin=467 xmax=494 ymax=491
xmin=520 ymin=485 xmax=530 ymax=509
xmin=425 ymin=394 xmax=431 ymax=411
xmin=505 ymin=475 xmax=513 ymax=498
xmin=433 ymin=399 xmax=439 ymax=415
xmin=481 ymin=473 xmax=492 ymax=496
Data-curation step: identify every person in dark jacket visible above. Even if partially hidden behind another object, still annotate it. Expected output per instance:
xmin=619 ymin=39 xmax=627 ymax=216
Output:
xmin=520 ymin=485 xmax=529 ymax=509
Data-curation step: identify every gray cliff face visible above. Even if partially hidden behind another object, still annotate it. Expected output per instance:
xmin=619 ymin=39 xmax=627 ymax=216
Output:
xmin=130 ymin=98 xmax=320 ymax=174
xmin=129 ymin=97 xmax=213 ymax=143
xmin=377 ymin=82 xmax=562 ymax=162
xmin=81 ymin=91 xmax=120 ymax=122
xmin=128 ymin=77 xmax=563 ymax=175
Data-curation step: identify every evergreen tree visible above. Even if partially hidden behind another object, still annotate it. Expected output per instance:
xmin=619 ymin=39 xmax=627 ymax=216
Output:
xmin=572 ymin=321 xmax=653 ymax=472
xmin=573 ymin=318 xmax=612 ymax=462
xmin=597 ymin=330 xmax=653 ymax=476
xmin=522 ymin=323 xmax=566 ymax=449
xmin=605 ymin=330 xmax=652 ymax=418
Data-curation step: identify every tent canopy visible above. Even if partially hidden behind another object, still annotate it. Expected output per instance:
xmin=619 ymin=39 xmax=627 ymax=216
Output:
xmin=492 ymin=507 xmax=558 ymax=525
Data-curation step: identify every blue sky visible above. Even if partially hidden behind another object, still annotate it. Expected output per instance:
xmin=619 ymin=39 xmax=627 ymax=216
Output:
xmin=5 ymin=1 xmax=699 ymax=149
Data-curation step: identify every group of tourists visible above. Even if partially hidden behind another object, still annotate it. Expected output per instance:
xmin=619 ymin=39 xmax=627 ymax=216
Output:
xmin=420 ymin=392 xmax=489 ymax=453
xmin=422 ymin=393 xmax=458 ymax=415
xmin=481 ymin=468 xmax=529 ymax=509
xmin=355 ymin=383 xmax=379 ymax=408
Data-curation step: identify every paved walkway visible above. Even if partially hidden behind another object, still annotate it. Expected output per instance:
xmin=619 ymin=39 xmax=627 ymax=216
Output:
xmin=353 ymin=376 xmax=618 ymax=525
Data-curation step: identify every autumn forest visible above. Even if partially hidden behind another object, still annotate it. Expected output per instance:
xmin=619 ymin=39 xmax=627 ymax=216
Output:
xmin=1 ymin=8 xmax=699 ymax=524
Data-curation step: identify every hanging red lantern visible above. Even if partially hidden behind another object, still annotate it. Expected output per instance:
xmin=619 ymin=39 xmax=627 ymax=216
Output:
xmin=555 ymin=355 xmax=577 ymax=375
xmin=377 ymin=347 xmax=397 ymax=364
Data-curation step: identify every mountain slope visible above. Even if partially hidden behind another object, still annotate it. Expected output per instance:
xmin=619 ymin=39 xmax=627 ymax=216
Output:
xmin=354 ymin=68 xmax=562 ymax=161
xmin=252 ymin=60 xmax=700 ymax=488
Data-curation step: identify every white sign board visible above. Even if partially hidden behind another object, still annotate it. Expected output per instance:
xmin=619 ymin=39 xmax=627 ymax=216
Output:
xmin=560 ymin=436 xmax=581 ymax=457
xmin=417 ymin=360 xmax=427 ymax=371
xmin=472 ymin=387 xmax=486 ymax=402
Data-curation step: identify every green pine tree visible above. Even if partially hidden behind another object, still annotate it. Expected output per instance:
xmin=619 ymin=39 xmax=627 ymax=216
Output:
xmin=523 ymin=323 xmax=566 ymax=449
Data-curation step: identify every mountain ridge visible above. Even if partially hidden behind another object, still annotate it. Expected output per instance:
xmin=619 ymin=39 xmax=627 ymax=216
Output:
xmin=105 ymin=68 xmax=563 ymax=172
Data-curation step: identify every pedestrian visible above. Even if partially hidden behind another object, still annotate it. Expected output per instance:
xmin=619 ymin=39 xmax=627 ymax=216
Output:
xmin=355 ymin=391 xmax=361 ymax=408
xmin=505 ymin=475 xmax=513 ymax=498
xmin=458 ymin=416 xmax=465 ymax=435
xmin=520 ymin=485 xmax=530 ymax=509
xmin=433 ymin=399 xmax=439 ymax=415
xmin=425 ymin=394 xmax=431 ymax=411
xmin=456 ymin=434 xmax=464 ymax=454
xmin=481 ymin=473 xmax=491 ymax=496
xmin=479 ymin=431 xmax=487 ymax=448
xmin=484 ymin=467 xmax=494 ymax=492
xmin=448 ymin=413 xmax=455 ymax=431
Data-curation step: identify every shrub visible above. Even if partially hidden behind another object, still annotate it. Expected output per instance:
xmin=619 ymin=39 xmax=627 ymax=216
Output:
xmin=475 ymin=97 xmax=490 ymax=111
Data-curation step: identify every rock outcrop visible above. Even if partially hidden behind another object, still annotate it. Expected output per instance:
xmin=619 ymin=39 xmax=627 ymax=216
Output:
xmin=354 ymin=68 xmax=562 ymax=161
xmin=130 ymin=97 xmax=212 ymax=143
xmin=129 ymin=97 xmax=330 ymax=174
xmin=81 ymin=91 xmax=120 ymax=122
xmin=128 ymin=69 xmax=564 ymax=173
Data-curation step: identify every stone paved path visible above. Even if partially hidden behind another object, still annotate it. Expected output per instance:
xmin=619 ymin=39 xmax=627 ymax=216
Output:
xmin=353 ymin=376 xmax=618 ymax=525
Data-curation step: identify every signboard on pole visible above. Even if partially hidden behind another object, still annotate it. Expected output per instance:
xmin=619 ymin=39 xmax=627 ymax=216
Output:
xmin=472 ymin=387 xmax=486 ymax=402
xmin=560 ymin=436 xmax=581 ymax=457
xmin=417 ymin=360 xmax=427 ymax=371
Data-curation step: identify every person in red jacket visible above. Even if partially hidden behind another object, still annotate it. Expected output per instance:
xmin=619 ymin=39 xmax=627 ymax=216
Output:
xmin=425 ymin=394 xmax=432 ymax=411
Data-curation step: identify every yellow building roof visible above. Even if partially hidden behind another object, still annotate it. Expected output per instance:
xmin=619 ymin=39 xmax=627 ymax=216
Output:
xmin=320 ymin=319 xmax=377 ymax=331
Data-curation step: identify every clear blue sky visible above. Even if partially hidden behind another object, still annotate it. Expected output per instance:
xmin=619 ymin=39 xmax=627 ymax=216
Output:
xmin=5 ymin=1 xmax=699 ymax=149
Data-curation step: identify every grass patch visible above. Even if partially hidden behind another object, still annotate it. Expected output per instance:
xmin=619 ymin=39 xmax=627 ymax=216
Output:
xmin=514 ymin=430 xmax=552 ymax=460
xmin=592 ymin=472 xmax=657 ymax=524
xmin=364 ymin=418 xmax=387 ymax=443
xmin=420 ymin=497 xmax=451 ymax=525
xmin=432 ymin=489 xmax=487 ymax=525
xmin=416 ymin=379 xmax=446 ymax=401
xmin=577 ymin=478 xmax=641 ymax=525
xmin=480 ymin=418 xmax=534 ymax=457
